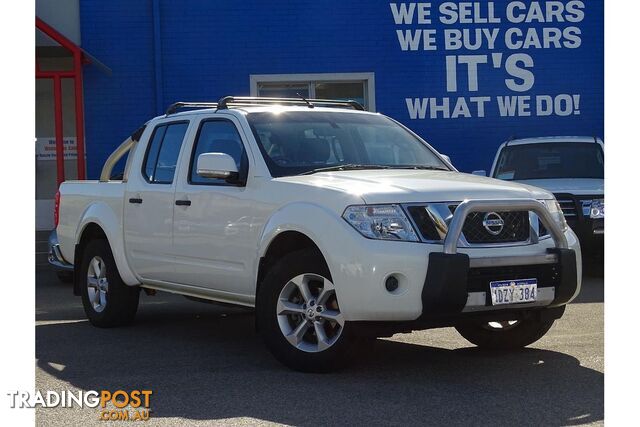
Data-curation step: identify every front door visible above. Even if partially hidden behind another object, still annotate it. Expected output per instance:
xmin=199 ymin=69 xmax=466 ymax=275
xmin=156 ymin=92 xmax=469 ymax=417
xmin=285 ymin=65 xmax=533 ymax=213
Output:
xmin=123 ymin=121 xmax=190 ymax=282
xmin=171 ymin=117 xmax=259 ymax=299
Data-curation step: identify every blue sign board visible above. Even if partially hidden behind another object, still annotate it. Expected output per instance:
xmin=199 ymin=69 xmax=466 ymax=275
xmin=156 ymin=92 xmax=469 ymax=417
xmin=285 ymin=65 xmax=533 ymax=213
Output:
xmin=80 ymin=0 xmax=603 ymax=176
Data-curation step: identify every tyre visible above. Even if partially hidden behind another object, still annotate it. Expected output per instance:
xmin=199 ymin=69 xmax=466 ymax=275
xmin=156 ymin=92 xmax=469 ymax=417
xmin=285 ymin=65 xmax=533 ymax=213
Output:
xmin=455 ymin=317 xmax=555 ymax=350
xmin=56 ymin=271 xmax=73 ymax=283
xmin=256 ymin=248 xmax=358 ymax=372
xmin=80 ymin=239 xmax=140 ymax=328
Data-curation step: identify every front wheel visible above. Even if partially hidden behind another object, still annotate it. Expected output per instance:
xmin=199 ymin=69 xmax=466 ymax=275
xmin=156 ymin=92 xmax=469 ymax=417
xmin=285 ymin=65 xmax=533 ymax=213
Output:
xmin=80 ymin=239 xmax=140 ymax=328
xmin=256 ymin=248 xmax=359 ymax=372
xmin=455 ymin=317 xmax=555 ymax=350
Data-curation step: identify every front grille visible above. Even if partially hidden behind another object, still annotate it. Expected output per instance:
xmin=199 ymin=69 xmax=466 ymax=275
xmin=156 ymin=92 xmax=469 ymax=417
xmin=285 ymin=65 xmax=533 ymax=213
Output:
xmin=406 ymin=206 xmax=442 ymax=240
xmin=406 ymin=204 xmax=530 ymax=244
xmin=556 ymin=198 xmax=578 ymax=217
xmin=554 ymin=193 xmax=603 ymax=226
xmin=456 ymin=209 xmax=530 ymax=244
xmin=467 ymin=263 xmax=560 ymax=293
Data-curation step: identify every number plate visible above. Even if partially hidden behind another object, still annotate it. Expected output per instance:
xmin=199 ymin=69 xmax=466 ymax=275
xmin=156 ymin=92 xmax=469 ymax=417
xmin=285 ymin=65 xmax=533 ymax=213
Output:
xmin=490 ymin=278 xmax=537 ymax=305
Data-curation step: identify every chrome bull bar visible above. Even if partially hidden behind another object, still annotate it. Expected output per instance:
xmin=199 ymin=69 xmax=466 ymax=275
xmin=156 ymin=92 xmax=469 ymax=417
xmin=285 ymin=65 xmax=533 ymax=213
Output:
xmin=420 ymin=199 xmax=577 ymax=316
xmin=442 ymin=199 xmax=568 ymax=268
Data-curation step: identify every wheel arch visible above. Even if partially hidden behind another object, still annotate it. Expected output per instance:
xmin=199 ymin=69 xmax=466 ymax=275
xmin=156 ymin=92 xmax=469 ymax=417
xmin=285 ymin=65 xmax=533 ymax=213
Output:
xmin=74 ymin=203 xmax=139 ymax=289
xmin=256 ymin=230 xmax=328 ymax=296
xmin=255 ymin=202 xmax=359 ymax=299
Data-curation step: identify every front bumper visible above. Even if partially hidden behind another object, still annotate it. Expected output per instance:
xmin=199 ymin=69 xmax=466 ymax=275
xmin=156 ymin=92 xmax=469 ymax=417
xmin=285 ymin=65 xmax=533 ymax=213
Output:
xmin=421 ymin=248 xmax=577 ymax=321
xmin=329 ymin=199 xmax=581 ymax=322
xmin=48 ymin=230 xmax=74 ymax=272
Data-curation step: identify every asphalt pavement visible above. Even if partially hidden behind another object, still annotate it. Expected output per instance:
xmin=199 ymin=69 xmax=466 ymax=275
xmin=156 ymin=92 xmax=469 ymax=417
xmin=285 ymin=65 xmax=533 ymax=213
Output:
xmin=35 ymin=267 xmax=603 ymax=426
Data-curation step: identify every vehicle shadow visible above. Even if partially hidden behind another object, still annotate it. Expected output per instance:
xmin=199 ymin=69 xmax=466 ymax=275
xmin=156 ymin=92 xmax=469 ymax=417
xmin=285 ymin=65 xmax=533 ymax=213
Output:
xmin=36 ymin=299 xmax=604 ymax=426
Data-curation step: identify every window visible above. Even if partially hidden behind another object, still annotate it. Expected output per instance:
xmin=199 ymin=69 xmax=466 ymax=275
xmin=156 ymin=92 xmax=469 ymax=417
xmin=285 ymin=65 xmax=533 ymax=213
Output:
xmin=493 ymin=142 xmax=604 ymax=180
xmin=247 ymin=111 xmax=448 ymax=177
xmin=258 ymin=83 xmax=309 ymax=98
xmin=142 ymin=122 xmax=189 ymax=184
xmin=250 ymin=73 xmax=375 ymax=111
xmin=189 ymin=120 xmax=248 ymax=185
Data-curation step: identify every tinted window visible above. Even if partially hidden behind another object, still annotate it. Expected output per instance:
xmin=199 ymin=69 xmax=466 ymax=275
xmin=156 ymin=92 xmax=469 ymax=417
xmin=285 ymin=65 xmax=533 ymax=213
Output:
xmin=190 ymin=120 xmax=247 ymax=185
xmin=142 ymin=122 xmax=189 ymax=183
xmin=246 ymin=111 xmax=447 ymax=177
xmin=494 ymin=142 xmax=604 ymax=180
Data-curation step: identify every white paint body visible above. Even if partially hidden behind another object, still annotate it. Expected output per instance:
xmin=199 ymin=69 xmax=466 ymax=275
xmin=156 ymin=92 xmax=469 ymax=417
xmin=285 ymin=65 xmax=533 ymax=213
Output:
xmin=57 ymin=106 xmax=581 ymax=321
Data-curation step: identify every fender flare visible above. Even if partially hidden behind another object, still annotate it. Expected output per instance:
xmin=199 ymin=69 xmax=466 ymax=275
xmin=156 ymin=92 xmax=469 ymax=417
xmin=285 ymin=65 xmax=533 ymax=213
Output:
xmin=255 ymin=202 xmax=351 ymax=295
xmin=75 ymin=202 xmax=139 ymax=286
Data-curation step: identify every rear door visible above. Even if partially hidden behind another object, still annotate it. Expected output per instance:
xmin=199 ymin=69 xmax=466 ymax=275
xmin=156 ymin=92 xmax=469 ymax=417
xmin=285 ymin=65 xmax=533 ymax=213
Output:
xmin=123 ymin=120 xmax=191 ymax=281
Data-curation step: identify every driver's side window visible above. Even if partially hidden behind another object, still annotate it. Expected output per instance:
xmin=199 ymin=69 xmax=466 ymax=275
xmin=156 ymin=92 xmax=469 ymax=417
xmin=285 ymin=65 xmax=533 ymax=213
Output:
xmin=189 ymin=119 xmax=248 ymax=185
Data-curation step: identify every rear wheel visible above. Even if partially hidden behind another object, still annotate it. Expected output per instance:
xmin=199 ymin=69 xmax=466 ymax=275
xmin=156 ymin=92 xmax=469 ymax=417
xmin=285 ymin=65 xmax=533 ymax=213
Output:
xmin=80 ymin=239 xmax=140 ymax=328
xmin=455 ymin=317 xmax=555 ymax=350
xmin=256 ymin=248 xmax=358 ymax=372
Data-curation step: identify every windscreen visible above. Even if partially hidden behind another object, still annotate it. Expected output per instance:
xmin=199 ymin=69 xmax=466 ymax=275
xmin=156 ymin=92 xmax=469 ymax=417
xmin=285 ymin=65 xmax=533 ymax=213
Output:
xmin=246 ymin=111 xmax=448 ymax=177
xmin=493 ymin=142 xmax=604 ymax=180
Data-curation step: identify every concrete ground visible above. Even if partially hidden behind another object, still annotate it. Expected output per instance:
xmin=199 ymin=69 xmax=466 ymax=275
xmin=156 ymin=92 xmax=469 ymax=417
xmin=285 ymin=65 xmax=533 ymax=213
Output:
xmin=36 ymin=268 xmax=603 ymax=426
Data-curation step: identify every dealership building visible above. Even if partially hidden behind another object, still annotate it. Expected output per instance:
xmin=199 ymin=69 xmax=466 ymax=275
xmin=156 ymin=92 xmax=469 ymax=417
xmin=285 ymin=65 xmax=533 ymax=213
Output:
xmin=36 ymin=0 xmax=603 ymax=229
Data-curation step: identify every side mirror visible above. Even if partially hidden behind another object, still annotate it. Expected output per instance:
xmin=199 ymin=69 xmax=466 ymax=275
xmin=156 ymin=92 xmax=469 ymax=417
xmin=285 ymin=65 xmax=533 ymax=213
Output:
xmin=196 ymin=153 xmax=239 ymax=180
xmin=441 ymin=154 xmax=452 ymax=165
xmin=472 ymin=170 xmax=487 ymax=176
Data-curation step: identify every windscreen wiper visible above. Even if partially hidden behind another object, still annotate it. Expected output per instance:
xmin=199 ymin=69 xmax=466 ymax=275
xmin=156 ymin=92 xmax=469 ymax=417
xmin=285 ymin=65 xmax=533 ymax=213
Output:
xmin=299 ymin=164 xmax=392 ymax=175
xmin=392 ymin=165 xmax=450 ymax=171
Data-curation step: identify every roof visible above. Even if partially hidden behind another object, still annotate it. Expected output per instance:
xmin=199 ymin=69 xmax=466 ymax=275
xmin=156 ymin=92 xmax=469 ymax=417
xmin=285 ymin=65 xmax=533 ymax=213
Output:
xmin=505 ymin=136 xmax=603 ymax=146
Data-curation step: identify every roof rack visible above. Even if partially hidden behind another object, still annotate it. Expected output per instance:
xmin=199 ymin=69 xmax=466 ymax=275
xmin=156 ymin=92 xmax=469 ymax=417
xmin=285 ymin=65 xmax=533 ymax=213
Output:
xmin=165 ymin=102 xmax=218 ymax=115
xmin=164 ymin=96 xmax=366 ymax=115
xmin=217 ymin=96 xmax=365 ymax=111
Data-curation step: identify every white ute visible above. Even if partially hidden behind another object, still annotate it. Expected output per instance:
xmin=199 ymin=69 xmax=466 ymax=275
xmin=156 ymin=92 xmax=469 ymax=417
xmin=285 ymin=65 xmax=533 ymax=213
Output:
xmin=50 ymin=97 xmax=582 ymax=372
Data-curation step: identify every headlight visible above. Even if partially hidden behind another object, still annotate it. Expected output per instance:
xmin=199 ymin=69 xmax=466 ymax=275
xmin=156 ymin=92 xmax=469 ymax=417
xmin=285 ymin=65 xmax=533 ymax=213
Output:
xmin=590 ymin=199 xmax=604 ymax=219
xmin=343 ymin=204 xmax=419 ymax=242
xmin=542 ymin=199 xmax=568 ymax=232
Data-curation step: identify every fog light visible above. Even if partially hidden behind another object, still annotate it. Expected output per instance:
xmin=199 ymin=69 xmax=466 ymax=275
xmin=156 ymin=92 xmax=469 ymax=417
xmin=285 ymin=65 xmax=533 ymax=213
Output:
xmin=385 ymin=276 xmax=399 ymax=292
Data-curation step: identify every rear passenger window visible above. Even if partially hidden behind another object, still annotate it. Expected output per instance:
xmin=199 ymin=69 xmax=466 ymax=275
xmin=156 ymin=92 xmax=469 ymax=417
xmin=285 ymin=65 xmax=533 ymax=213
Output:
xmin=143 ymin=122 xmax=189 ymax=183
xmin=189 ymin=120 xmax=247 ymax=185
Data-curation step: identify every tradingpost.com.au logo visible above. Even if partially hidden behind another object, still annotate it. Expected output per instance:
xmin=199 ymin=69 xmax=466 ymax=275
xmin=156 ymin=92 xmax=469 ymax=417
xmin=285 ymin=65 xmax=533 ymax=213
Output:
xmin=7 ymin=389 xmax=153 ymax=421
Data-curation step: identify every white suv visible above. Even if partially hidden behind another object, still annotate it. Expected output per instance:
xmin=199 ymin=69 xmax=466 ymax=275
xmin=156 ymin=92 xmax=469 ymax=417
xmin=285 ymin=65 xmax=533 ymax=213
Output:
xmin=482 ymin=136 xmax=603 ymax=255
xmin=51 ymin=97 xmax=581 ymax=372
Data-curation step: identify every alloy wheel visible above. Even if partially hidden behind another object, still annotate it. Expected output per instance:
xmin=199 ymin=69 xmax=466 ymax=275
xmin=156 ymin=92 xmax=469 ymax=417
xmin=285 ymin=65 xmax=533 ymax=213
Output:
xmin=276 ymin=273 xmax=344 ymax=353
xmin=86 ymin=256 xmax=109 ymax=312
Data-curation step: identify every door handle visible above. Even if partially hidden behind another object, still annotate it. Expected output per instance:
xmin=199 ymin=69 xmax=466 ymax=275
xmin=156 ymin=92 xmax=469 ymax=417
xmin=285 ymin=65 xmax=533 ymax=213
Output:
xmin=175 ymin=200 xmax=191 ymax=206
xmin=128 ymin=198 xmax=143 ymax=204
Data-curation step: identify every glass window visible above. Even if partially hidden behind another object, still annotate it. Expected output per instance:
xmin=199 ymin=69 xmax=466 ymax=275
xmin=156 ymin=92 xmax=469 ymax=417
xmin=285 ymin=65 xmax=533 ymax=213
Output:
xmin=190 ymin=120 xmax=247 ymax=185
xmin=142 ymin=122 xmax=188 ymax=183
xmin=315 ymin=82 xmax=366 ymax=109
xmin=493 ymin=142 xmax=604 ymax=180
xmin=257 ymin=83 xmax=310 ymax=99
xmin=143 ymin=126 xmax=166 ymax=180
xmin=256 ymin=79 xmax=368 ymax=109
xmin=247 ymin=111 xmax=448 ymax=177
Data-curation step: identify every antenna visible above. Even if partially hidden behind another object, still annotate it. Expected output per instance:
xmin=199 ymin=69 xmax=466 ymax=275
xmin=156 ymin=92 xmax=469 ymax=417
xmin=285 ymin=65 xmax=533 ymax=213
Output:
xmin=296 ymin=92 xmax=314 ymax=109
